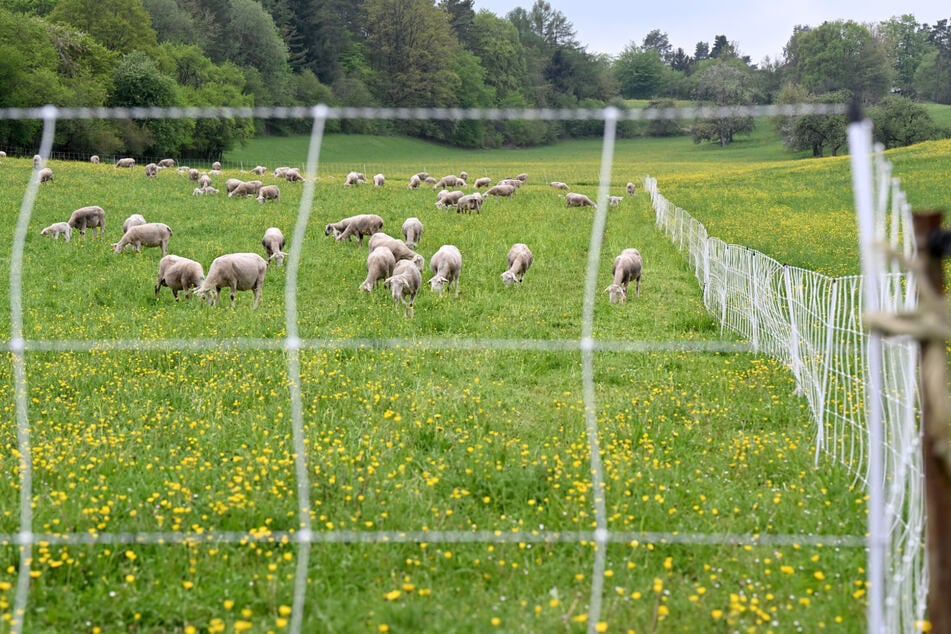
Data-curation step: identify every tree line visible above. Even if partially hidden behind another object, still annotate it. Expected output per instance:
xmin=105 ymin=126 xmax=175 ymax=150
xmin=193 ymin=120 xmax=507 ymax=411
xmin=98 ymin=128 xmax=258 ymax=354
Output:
xmin=0 ymin=0 xmax=948 ymax=159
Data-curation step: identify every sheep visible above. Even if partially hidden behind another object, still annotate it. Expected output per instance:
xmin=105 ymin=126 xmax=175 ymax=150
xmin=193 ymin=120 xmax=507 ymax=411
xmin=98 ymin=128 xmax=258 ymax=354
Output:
xmin=344 ymin=171 xmax=366 ymax=186
xmin=257 ymin=185 xmax=280 ymax=203
xmin=193 ymin=186 xmax=220 ymax=195
xmin=158 ymin=158 xmax=175 ymax=168
xmin=194 ymin=252 xmax=267 ymax=309
xmin=626 ymin=182 xmax=636 ymax=195
xmin=428 ymin=244 xmax=462 ymax=296
xmin=144 ymin=163 xmax=158 ymax=178
xmin=436 ymin=190 xmax=465 ymax=208
xmin=40 ymin=222 xmax=72 ymax=242
xmin=498 ymin=178 xmax=522 ymax=188
xmin=325 ymin=214 xmax=384 ymax=246
xmin=225 ymin=178 xmax=243 ymax=194
xmin=384 ymin=259 xmax=422 ymax=317
xmin=187 ymin=168 xmax=200 ymax=181
xmin=228 ymin=180 xmax=263 ymax=198
xmin=550 ymin=181 xmax=569 ymax=190
xmin=212 ymin=161 xmax=222 ymax=170
xmin=373 ymin=173 xmax=385 ymax=187
xmin=566 ymin=192 xmax=596 ymax=208
xmin=198 ymin=173 xmax=212 ymax=189
xmin=433 ymin=174 xmax=465 ymax=189
xmin=32 ymin=155 xmax=43 ymax=169
xmin=0 ymin=151 xmax=5 ymax=158
xmin=401 ymin=217 xmax=423 ymax=249
xmin=605 ymin=248 xmax=642 ymax=304
xmin=456 ymin=192 xmax=483 ymax=214
xmin=413 ymin=171 xmax=430 ymax=181
xmin=122 ymin=213 xmax=146 ymax=234
xmin=90 ymin=155 xmax=100 ymax=164
xmin=115 ymin=157 xmax=135 ymax=169
xmin=37 ymin=167 xmax=53 ymax=184
xmin=485 ymin=183 xmax=516 ymax=197
xmin=458 ymin=171 xmax=469 ymax=182
xmin=368 ymin=232 xmax=425 ymax=271
xmin=423 ymin=176 xmax=437 ymax=185
xmin=273 ymin=166 xmax=290 ymax=179
xmin=112 ymin=222 xmax=173 ymax=256
xmin=251 ymin=165 xmax=267 ymax=176
xmin=516 ymin=173 xmax=528 ymax=182
xmin=261 ymin=226 xmax=287 ymax=266
xmin=474 ymin=176 xmax=491 ymax=188
xmin=67 ymin=205 xmax=105 ymax=239
xmin=155 ymin=254 xmax=204 ymax=300
xmin=608 ymin=196 xmax=623 ymax=207
xmin=407 ymin=174 xmax=421 ymax=190
xmin=501 ymin=243 xmax=533 ymax=286
xmin=284 ymin=168 xmax=304 ymax=182
xmin=360 ymin=246 xmax=397 ymax=292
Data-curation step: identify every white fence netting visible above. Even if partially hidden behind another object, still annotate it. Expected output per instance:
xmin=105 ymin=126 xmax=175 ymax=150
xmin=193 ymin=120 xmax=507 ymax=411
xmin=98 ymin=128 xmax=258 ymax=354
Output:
xmin=645 ymin=142 xmax=927 ymax=633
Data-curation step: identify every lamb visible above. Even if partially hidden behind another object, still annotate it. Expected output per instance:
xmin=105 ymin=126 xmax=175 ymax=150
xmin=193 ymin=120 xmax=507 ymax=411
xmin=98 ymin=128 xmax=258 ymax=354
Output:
xmin=344 ymin=171 xmax=366 ymax=186
xmin=433 ymin=174 xmax=465 ymax=189
xmin=485 ymin=183 xmax=516 ymax=197
xmin=158 ymin=158 xmax=175 ymax=168
xmin=115 ymin=157 xmax=135 ymax=169
xmin=284 ymin=168 xmax=304 ymax=182
xmin=194 ymin=252 xmax=267 ymax=309
xmin=193 ymin=186 xmax=220 ymax=195
xmin=228 ymin=180 xmax=263 ymax=198
xmin=605 ymin=248 xmax=642 ymax=304
xmin=565 ymin=192 xmax=596 ymax=208
xmin=474 ymin=177 xmax=491 ymax=188
xmin=435 ymin=190 xmax=465 ymax=208
xmin=251 ymin=165 xmax=267 ymax=176
xmin=112 ymin=222 xmax=173 ymax=256
xmin=154 ymin=254 xmax=204 ymax=300
xmin=455 ymin=192 xmax=483 ymax=214
xmin=407 ymin=174 xmax=421 ymax=190
xmin=261 ymin=226 xmax=287 ymax=266
xmin=368 ymin=232 xmax=425 ymax=271
xmin=401 ymin=217 xmax=423 ymax=249
xmin=550 ymin=181 xmax=569 ymax=190
xmin=384 ymin=259 xmax=422 ymax=317
xmin=626 ymin=182 xmax=636 ymax=195
xmin=144 ymin=163 xmax=158 ymax=178
xmin=37 ymin=167 xmax=53 ymax=184
xmin=325 ymin=214 xmax=384 ymax=246
xmin=608 ymin=196 xmax=623 ymax=206
xmin=256 ymin=185 xmax=280 ymax=203
xmin=373 ymin=173 xmax=385 ymax=187
xmin=122 ymin=213 xmax=146 ymax=234
xmin=360 ymin=246 xmax=397 ymax=292
xmin=40 ymin=222 xmax=72 ymax=242
xmin=429 ymin=245 xmax=462 ymax=296
xmin=501 ymin=243 xmax=533 ymax=286
xmin=90 ymin=155 xmax=100 ymax=164
xmin=67 ymin=205 xmax=105 ymax=239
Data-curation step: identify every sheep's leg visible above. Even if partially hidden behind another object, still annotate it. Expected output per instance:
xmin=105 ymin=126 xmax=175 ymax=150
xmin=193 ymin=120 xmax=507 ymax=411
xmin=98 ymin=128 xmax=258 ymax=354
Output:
xmin=252 ymin=282 xmax=262 ymax=309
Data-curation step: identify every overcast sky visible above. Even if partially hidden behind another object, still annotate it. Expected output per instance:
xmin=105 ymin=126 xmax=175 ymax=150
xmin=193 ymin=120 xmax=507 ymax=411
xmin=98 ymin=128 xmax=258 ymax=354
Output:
xmin=474 ymin=0 xmax=948 ymax=64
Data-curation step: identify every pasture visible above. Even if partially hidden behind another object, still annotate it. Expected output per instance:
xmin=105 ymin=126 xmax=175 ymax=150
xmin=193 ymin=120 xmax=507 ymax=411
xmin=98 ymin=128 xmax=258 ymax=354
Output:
xmin=0 ymin=126 xmax=933 ymax=632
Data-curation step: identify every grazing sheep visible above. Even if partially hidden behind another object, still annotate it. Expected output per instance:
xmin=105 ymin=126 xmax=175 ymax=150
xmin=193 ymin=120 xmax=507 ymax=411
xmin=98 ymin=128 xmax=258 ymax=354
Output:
xmin=565 ymin=192 xmax=596 ymax=208
xmin=608 ymin=196 xmax=623 ymax=206
xmin=373 ymin=173 xmax=385 ymax=187
xmin=187 ymin=168 xmax=200 ymax=181
xmin=433 ymin=174 xmax=465 ymax=189
xmin=459 ymin=171 xmax=469 ymax=181
xmin=325 ymin=214 xmax=384 ymax=246
xmin=261 ymin=227 xmax=287 ymax=266
xmin=33 ymin=155 xmax=43 ymax=169
xmin=67 ymin=205 xmax=105 ymax=239
xmin=436 ymin=190 xmax=465 ymax=208
xmin=122 ymin=213 xmax=146 ymax=234
xmin=407 ymin=174 xmax=421 ymax=190
xmin=37 ymin=167 xmax=53 ymax=184
xmin=90 ymin=155 xmax=100 ymax=164
xmin=429 ymin=245 xmax=462 ymax=296
xmin=198 ymin=173 xmax=212 ymax=188
xmin=155 ymin=254 xmax=204 ymax=300
xmin=384 ymin=259 xmax=422 ymax=317
xmin=257 ymin=185 xmax=280 ymax=203
xmin=228 ymin=180 xmax=263 ymax=198
xmin=401 ymin=217 xmax=423 ymax=249
xmin=284 ymin=168 xmax=304 ymax=182
xmin=605 ymin=248 xmax=642 ymax=303
xmin=193 ymin=186 xmax=220 ymax=195
xmin=498 ymin=178 xmax=522 ymax=189
xmin=424 ymin=176 xmax=437 ymax=186
xmin=225 ymin=178 xmax=243 ymax=194
xmin=194 ymin=252 xmax=267 ymax=309
xmin=485 ymin=183 xmax=516 ymax=198
xmin=474 ymin=176 xmax=491 ymax=188
xmin=550 ymin=181 xmax=569 ymax=190
xmin=368 ymin=232 xmax=425 ymax=271
xmin=115 ymin=157 xmax=135 ymax=169
xmin=344 ymin=171 xmax=366 ymax=186
xmin=212 ymin=161 xmax=222 ymax=170
xmin=361 ymin=246 xmax=397 ymax=292
xmin=251 ymin=165 xmax=267 ymax=176
xmin=40 ymin=222 xmax=72 ymax=242
xmin=516 ymin=173 xmax=528 ymax=182
xmin=144 ymin=163 xmax=158 ymax=178
xmin=626 ymin=182 xmax=636 ymax=195
xmin=413 ymin=171 xmax=430 ymax=181
xmin=272 ymin=166 xmax=290 ymax=179
xmin=501 ymin=243 xmax=533 ymax=286
xmin=0 ymin=151 xmax=5 ymax=158
xmin=159 ymin=158 xmax=175 ymax=168
xmin=456 ymin=193 xmax=483 ymax=214
xmin=112 ymin=222 xmax=173 ymax=256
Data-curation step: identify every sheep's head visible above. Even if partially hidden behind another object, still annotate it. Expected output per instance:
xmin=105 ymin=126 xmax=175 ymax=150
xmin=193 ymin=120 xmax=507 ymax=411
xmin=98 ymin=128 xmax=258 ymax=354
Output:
xmin=268 ymin=251 xmax=287 ymax=267
xmin=501 ymin=271 xmax=518 ymax=287
xmin=430 ymin=275 xmax=449 ymax=293
xmin=605 ymin=284 xmax=626 ymax=304
xmin=411 ymin=253 xmax=425 ymax=271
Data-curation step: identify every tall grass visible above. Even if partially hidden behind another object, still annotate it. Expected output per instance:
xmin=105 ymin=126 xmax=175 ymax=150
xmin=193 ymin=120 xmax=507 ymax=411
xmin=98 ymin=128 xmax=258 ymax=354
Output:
xmin=0 ymin=121 xmax=927 ymax=632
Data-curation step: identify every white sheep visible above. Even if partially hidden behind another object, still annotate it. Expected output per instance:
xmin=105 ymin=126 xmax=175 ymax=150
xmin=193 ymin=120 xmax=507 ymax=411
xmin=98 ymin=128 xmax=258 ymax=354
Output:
xmin=455 ymin=192 xmax=483 ymax=214
xmin=261 ymin=227 xmax=287 ymax=266
xmin=187 ymin=168 xmax=200 ymax=181
xmin=284 ymin=168 xmax=304 ymax=182
xmin=144 ymin=163 xmax=158 ymax=178
xmin=608 ymin=196 xmax=623 ymax=206
xmin=550 ymin=181 xmax=569 ymax=190
xmin=498 ymin=178 xmax=522 ymax=188
xmin=37 ymin=167 xmax=53 ymax=184
xmin=459 ymin=171 xmax=469 ymax=181
xmin=407 ymin=174 xmax=421 ymax=190
xmin=501 ymin=243 xmax=533 ymax=286
xmin=198 ymin=173 xmax=212 ymax=188
xmin=373 ymin=173 xmax=385 ymax=187
xmin=115 ymin=157 xmax=135 ymax=169
xmin=433 ymin=174 xmax=465 ymax=189
xmin=344 ymin=171 xmax=366 ymax=186
xmin=90 ymin=155 xmax=100 ymax=164
xmin=194 ymin=252 xmax=267 ymax=309
xmin=225 ymin=178 xmax=243 ymax=194
xmin=436 ymin=190 xmax=465 ymax=208
xmin=566 ymin=192 xmax=596 ymax=208
xmin=368 ymin=232 xmax=425 ymax=271
xmin=605 ymin=248 xmax=642 ymax=303
xmin=384 ymin=259 xmax=422 ymax=317
xmin=212 ymin=161 xmax=222 ymax=170
xmin=122 ymin=213 xmax=146 ymax=234
xmin=273 ymin=166 xmax=290 ymax=178
xmin=474 ymin=176 xmax=491 ymax=188
xmin=67 ymin=205 xmax=105 ymax=239
xmin=325 ymin=214 xmax=384 ymax=246
xmin=32 ymin=155 xmax=43 ymax=169
xmin=155 ymin=254 xmax=204 ymax=300
xmin=257 ymin=185 xmax=280 ymax=203
xmin=158 ymin=158 xmax=175 ymax=168
xmin=401 ymin=217 xmax=423 ymax=249
xmin=251 ymin=165 xmax=267 ymax=176
xmin=516 ymin=173 xmax=528 ymax=182
xmin=40 ymin=222 xmax=72 ymax=242
xmin=429 ymin=244 xmax=462 ymax=296
xmin=193 ymin=186 xmax=220 ymax=195
xmin=626 ymin=182 xmax=636 ymax=195
xmin=360 ymin=246 xmax=397 ymax=292
xmin=424 ymin=176 xmax=437 ymax=186
xmin=112 ymin=222 xmax=173 ymax=256
xmin=485 ymin=183 xmax=516 ymax=197
xmin=228 ymin=180 xmax=263 ymax=198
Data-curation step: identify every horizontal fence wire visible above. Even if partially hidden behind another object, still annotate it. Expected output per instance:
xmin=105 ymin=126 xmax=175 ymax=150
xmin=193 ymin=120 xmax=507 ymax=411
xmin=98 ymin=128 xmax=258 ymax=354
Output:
xmin=1 ymin=103 xmax=911 ymax=634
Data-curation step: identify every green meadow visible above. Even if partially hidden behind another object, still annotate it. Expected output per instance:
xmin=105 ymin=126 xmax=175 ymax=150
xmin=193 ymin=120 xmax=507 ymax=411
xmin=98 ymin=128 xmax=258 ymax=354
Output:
xmin=0 ymin=120 xmax=944 ymax=632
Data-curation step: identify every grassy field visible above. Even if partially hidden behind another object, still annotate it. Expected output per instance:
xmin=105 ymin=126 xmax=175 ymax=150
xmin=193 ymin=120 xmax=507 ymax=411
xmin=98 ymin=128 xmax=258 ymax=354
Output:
xmin=0 ymin=119 xmax=937 ymax=632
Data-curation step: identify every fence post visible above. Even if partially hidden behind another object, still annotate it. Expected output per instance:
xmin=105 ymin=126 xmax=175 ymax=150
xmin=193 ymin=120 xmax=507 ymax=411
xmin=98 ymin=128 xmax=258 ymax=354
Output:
xmin=912 ymin=210 xmax=951 ymax=634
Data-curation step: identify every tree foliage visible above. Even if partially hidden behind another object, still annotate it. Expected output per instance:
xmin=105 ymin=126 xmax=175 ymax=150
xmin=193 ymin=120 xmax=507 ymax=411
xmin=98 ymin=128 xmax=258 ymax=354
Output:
xmin=870 ymin=95 xmax=941 ymax=148
xmin=49 ymin=0 xmax=159 ymax=54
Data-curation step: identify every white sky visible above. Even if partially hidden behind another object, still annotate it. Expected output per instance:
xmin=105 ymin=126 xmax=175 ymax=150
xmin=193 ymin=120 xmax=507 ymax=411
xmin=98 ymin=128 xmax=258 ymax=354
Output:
xmin=474 ymin=0 xmax=949 ymax=64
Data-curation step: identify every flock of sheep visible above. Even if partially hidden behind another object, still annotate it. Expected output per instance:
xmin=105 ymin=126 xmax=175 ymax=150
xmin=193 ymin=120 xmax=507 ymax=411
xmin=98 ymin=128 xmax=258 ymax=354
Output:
xmin=31 ymin=152 xmax=643 ymax=313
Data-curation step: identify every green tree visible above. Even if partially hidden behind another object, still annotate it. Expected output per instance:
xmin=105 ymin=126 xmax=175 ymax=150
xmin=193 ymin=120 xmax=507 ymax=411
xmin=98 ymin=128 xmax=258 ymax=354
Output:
xmin=49 ymin=0 xmax=159 ymax=53
xmin=108 ymin=50 xmax=187 ymax=155
xmin=879 ymin=15 xmax=931 ymax=97
xmin=870 ymin=95 xmax=941 ymax=148
xmin=222 ymin=0 xmax=291 ymax=100
xmin=642 ymin=29 xmax=673 ymax=65
xmin=691 ymin=58 xmax=756 ymax=146
xmin=470 ymin=10 xmax=527 ymax=102
xmin=439 ymin=0 xmax=476 ymax=50
xmin=923 ymin=19 xmax=951 ymax=103
xmin=143 ymin=0 xmax=201 ymax=47
xmin=613 ymin=44 xmax=667 ymax=99
xmin=776 ymin=85 xmax=849 ymax=157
